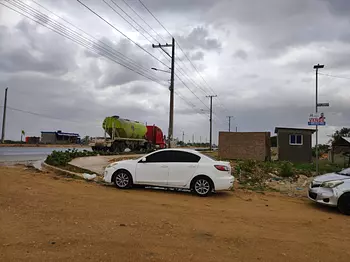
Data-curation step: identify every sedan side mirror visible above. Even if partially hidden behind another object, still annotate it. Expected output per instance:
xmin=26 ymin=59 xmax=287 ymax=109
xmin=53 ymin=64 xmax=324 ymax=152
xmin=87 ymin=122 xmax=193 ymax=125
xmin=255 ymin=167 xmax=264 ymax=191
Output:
xmin=141 ymin=157 xmax=146 ymax=162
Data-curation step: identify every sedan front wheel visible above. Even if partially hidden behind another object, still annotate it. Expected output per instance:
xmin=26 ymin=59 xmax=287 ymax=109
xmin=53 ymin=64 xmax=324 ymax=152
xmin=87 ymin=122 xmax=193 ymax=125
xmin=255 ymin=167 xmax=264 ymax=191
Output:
xmin=114 ymin=170 xmax=133 ymax=189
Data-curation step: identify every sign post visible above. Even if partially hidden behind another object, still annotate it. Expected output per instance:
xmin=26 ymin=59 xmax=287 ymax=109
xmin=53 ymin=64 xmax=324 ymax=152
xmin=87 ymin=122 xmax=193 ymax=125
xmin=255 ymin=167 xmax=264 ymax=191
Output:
xmin=308 ymin=113 xmax=326 ymax=126
xmin=308 ymin=112 xmax=326 ymax=175
xmin=317 ymin=103 xmax=329 ymax=107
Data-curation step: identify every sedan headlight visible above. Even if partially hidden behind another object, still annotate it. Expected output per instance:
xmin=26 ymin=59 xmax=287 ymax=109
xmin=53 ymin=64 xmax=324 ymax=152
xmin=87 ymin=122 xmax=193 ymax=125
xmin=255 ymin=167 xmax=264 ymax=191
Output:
xmin=321 ymin=180 xmax=344 ymax=188
xmin=106 ymin=162 xmax=118 ymax=168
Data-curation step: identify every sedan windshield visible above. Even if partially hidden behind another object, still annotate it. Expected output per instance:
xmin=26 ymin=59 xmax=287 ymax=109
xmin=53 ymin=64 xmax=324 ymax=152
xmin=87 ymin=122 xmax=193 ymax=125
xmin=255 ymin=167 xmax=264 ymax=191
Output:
xmin=337 ymin=168 xmax=350 ymax=176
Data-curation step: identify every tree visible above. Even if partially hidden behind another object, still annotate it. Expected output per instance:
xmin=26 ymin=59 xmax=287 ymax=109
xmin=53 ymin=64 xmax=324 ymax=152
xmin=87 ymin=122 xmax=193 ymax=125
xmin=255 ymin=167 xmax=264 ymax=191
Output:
xmin=21 ymin=130 xmax=25 ymax=143
xmin=332 ymin=128 xmax=350 ymax=143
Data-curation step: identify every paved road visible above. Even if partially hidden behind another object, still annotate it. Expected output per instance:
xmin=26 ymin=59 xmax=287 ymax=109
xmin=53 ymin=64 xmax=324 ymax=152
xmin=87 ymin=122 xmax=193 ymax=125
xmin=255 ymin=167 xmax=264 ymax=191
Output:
xmin=69 ymin=154 xmax=142 ymax=175
xmin=0 ymin=147 xmax=91 ymax=163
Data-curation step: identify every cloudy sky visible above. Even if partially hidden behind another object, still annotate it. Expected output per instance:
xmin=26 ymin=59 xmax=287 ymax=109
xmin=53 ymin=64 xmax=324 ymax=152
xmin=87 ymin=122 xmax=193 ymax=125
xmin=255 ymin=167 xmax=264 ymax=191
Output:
xmin=1 ymin=0 xmax=350 ymax=145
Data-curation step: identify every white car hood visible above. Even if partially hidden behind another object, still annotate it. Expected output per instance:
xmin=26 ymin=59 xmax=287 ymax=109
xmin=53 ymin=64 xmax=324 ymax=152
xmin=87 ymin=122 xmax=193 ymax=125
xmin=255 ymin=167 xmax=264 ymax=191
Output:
xmin=314 ymin=173 xmax=350 ymax=182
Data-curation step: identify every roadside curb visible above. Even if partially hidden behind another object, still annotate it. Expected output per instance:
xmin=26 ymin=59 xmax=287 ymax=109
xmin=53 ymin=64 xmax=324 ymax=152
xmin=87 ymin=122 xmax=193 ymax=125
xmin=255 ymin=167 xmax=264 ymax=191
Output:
xmin=42 ymin=162 xmax=85 ymax=179
xmin=42 ymin=162 xmax=106 ymax=184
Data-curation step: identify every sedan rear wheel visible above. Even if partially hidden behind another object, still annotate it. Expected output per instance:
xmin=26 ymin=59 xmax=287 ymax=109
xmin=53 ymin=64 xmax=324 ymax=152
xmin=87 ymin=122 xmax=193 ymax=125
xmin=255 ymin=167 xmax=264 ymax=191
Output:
xmin=193 ymin=177 xmax=212 ymax=197
xmin=114 ymin=170 xmax=132 ymax=189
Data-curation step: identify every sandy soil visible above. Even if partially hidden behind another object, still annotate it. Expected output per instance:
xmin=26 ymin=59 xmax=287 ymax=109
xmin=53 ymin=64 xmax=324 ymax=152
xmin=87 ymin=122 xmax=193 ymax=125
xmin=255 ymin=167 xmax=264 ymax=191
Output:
xmin=0 ymin=144 xmax=90 ymax=148
xmin=1 ymin=166 xmax=350 ymax=262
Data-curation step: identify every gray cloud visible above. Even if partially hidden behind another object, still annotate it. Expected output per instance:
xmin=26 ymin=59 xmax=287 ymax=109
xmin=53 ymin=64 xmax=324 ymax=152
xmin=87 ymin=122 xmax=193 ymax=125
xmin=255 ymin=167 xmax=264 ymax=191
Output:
xmin=233 ymin=49 xmax=248 ymax=60
xmin=177 ymin=26 xmax=222 ymax=51
xmin=0 ymin=20 xmax=77 ymax=75
xmin=321 ymin=0 xmax=350 ymax=16
xmin=1 ymin=0 xmax=350 ymax=146
xmin=190 ymin=51 xmax=204 ymax=61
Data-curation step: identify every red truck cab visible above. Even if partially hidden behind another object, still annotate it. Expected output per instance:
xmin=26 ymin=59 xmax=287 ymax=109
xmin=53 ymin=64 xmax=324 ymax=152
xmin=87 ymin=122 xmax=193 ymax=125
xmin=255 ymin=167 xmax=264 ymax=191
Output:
xmin=146 ymin=125 xmax=166 ymax=149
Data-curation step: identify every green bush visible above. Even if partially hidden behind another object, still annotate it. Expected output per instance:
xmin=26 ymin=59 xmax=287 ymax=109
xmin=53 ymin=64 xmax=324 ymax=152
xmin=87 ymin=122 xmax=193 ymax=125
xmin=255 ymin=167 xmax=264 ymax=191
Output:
xmin=279 ymin=161 xmax=294 ymax=177
xmin=45 ymin=149 xmax=98 ymax=167
xmin=261 ymin=161 xmax=275 ymax=174
xmin=239 ymin=159 xmax=257 ymax=173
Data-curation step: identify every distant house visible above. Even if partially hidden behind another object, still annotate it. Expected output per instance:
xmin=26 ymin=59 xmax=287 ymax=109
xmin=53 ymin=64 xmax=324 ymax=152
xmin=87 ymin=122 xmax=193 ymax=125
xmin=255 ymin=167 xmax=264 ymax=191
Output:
xmin=330 ymin=136 xmax=350 ymax=163
xmin=274 ymin=127 xmax=316 ymax=163
xmin=41 ymin=130 xmax=80 ymax=144
xmin=25 ymin=136 xmax=40 ymax=144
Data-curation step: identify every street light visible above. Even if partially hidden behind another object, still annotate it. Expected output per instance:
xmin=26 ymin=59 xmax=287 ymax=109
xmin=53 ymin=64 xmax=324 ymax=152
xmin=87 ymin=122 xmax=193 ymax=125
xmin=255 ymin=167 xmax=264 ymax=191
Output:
xmin=313 ymin=63 xmax=324 ymax=175
xmin=151 ymin=67 xmax=171 ymax=74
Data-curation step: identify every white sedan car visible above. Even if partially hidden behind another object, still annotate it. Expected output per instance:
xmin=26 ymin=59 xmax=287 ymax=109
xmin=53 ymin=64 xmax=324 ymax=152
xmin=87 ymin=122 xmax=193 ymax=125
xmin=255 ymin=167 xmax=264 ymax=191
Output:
xmin=103 ymin=148 xmax=234 ymax=196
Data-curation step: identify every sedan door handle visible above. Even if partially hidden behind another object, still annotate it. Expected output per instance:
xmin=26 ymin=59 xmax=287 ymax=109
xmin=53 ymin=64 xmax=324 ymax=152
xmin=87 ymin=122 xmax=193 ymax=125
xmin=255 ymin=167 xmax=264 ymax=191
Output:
xmin=188 ymin=165 xmax=196 ymax=168
xmin=161 ymin=165 xmax=168 ymax=168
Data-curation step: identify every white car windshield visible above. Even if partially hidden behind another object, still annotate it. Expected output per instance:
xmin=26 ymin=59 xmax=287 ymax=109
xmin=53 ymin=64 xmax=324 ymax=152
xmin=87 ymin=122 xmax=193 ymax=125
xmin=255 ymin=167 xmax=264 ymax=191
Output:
xmin=337 ymin=168 xmax=350 ymax=176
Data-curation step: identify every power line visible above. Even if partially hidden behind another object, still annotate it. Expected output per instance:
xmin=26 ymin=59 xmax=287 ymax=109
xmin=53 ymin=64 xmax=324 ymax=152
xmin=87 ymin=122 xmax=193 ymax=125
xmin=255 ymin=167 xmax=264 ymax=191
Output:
xmin=1 ymin=105 xmax=103 ymax=128
xmin=6 ymin=0 xmax=163 ymax=83
xmin=102 ymin=0 xmax=172 ymax=70
xmin=137 ymin=0 xmax=229 ymax=113
xmin=0 ymin=105 xmax=79 ymax=123
xmin=102 ymin=0 xmax=211 ymax=111
xmin=137 ymin=0 xmax=217 ymax=95
xmin=76 ymin=0 xmax=169 ymax=68
xmin=318 ymin=72 xmax=350 ymax=80
xmin=120 ymin=0 xmax=167 ymax=43
xmin=108 ymin=0 xmax=159 ymax=44
xmin=29 ymin=0 xmax=157 ymax=75
xmin=2 ymin=0 xmax=214 ymax=122
xmin=137 ymin=0 xmax=213 ymax=95
xmin=3 ymin=0 xmax=166 ymax=85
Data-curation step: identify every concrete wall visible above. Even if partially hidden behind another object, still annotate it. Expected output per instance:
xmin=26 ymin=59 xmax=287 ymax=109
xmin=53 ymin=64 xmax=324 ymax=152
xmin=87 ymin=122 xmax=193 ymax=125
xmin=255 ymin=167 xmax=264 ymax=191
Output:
xmin=218 ymin=132 xmax=271 ymax=161
xmin=277 ymin=129 xmax=313 ymax=163
xmin=41 ymin=133 xmax=56 ymax=144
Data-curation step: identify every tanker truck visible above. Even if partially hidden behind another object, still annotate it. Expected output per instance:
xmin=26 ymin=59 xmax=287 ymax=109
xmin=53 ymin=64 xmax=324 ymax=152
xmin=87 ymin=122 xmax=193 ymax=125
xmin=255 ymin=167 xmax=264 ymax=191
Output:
xmin=89 ymin=115 xmax=166 ymax=153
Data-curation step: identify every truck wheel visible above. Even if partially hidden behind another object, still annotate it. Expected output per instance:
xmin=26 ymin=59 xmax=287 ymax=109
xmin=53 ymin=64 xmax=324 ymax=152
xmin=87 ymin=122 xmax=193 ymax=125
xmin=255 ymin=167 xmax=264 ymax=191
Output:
xmin=118 ymin=142 xmax=126 ymax=153
xmin=146 ymin=143 xmax=152 ymax=152
xmin=338 ymin=193 xmax=350 ymax=215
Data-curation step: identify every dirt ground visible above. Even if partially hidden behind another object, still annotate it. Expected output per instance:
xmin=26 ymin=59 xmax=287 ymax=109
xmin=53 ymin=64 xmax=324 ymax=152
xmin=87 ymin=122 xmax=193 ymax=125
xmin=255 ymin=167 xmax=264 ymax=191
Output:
xmin=1 ymin=166 xmax=350 ymax=262
xmin=0 ymin=144 xmax=90 ymax=148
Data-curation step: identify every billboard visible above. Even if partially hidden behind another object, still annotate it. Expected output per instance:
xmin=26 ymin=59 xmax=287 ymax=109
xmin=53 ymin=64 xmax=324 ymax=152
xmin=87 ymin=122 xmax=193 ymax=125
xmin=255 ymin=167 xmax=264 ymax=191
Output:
xmin=308 ymin=113 xmax=326 ymax=126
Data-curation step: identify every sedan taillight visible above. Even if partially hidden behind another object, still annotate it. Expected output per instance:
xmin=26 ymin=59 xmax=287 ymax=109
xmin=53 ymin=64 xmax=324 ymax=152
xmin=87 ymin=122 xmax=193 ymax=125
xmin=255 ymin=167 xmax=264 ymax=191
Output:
xmin=214 ymin=165 xmax=229 ymax=171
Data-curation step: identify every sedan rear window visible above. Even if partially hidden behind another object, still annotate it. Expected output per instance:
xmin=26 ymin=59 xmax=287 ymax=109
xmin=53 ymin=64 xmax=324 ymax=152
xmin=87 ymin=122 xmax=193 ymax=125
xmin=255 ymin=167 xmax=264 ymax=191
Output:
xmin=171 ymin=151 xmax=200 ymax=163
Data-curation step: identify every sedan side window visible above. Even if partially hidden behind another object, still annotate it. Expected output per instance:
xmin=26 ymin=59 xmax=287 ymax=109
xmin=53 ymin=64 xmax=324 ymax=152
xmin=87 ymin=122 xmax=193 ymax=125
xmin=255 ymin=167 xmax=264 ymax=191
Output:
xmin=171 ymin=151 xmax=201 ymax=163
xmin=144 ymin=151 xmax=173 ymax=163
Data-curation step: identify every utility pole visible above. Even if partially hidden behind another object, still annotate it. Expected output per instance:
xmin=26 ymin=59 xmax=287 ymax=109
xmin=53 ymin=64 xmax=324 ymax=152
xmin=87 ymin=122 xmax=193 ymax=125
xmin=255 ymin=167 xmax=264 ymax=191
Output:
xmin=192 ymin=134 xmax=194 ymax=144
xmin=152 ymin=38 xmax=175 ymax=148
xmin=313 ymin=63 xmax=324 ymax=175
xmin=1 ymin=87 xmax=8 ymax=144
xmin=206 ymin=95 xmax=217 ymax=150
xmin=236 ymin=126 xmax=238 ymax=132
xmin=227 ymin=116 xmax=234 ymax=132
xmin=182 ymin=131 xmax=184 ymax=143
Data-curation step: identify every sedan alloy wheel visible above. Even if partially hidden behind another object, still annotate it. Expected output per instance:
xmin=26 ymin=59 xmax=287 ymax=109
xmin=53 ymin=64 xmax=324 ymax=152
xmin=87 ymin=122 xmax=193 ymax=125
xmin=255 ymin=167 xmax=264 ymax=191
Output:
xmin=194 ymin=178 xmax=212 ymax=196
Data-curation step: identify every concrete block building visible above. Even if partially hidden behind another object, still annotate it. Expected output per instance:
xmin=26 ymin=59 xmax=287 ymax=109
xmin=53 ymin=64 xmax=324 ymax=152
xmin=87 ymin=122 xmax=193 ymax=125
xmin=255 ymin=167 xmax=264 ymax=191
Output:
xmin=218 ymin=132 xmax=271 ymax=161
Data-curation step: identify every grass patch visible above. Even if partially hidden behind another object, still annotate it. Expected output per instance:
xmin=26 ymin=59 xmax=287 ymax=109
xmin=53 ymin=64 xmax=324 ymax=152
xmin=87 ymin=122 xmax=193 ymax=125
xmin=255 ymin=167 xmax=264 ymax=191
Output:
xmin=45 ymin=149 xmax=99 ymax=167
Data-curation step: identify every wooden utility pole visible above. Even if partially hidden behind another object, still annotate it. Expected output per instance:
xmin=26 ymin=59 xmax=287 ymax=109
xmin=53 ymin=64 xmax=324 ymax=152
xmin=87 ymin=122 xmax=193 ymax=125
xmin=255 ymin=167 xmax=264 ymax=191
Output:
xmin=206 ymin=95 xmax=217 ymax=150
xmin=152 ymin=38 xmax=175 ymax=148
xmin=1 ymin=87 xmax=8 ymax=143
xmin=227 ymin=116 xmax=234 ymax=132
xmin=313 ymin=63 xmax=325 ymax=175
